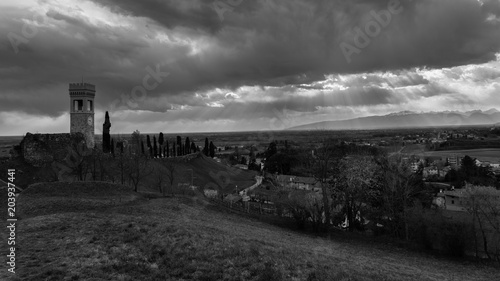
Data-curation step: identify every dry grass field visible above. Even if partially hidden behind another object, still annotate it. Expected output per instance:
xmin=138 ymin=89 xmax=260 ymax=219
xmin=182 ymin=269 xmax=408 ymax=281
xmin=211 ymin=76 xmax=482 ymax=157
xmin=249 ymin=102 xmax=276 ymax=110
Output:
xmin=415 ymin=149 xmax=500 ymax=163
xmin=1 ymin=182 xmax=499 ymax=281
xmin=400 ymin=144 xmax=500 ymax=163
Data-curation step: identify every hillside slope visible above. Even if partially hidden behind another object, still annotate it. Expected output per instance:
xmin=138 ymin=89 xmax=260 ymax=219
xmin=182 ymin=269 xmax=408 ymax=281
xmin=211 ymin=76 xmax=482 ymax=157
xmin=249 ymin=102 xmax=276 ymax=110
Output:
xmin=141 ymin=153 xmax=257 ymax=194
xmin=1 ymin=184 xmax=498 ymax=280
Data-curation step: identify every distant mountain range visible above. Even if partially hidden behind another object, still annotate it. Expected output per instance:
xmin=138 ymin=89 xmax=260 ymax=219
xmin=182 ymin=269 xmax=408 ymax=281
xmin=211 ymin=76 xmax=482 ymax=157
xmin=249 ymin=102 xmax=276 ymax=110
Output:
xmin=287 ymin=109 xmax=500 ymax=131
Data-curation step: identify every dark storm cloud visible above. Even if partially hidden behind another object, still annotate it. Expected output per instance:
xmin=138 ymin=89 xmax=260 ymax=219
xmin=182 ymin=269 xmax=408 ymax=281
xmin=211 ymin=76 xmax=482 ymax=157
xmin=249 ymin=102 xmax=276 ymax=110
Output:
xmin=1 ymin=0 xmax=500 ymax=120
xmin=89 ymin=0 xmax=233 ymax=33
xmin=88 ymin=0 xmax=500 ymax=86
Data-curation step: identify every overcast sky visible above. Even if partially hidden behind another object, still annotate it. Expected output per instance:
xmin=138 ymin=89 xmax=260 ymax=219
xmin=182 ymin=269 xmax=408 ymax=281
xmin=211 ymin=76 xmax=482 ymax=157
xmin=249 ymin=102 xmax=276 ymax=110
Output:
xmin=1 ymin=0 xmax=500 ymax=136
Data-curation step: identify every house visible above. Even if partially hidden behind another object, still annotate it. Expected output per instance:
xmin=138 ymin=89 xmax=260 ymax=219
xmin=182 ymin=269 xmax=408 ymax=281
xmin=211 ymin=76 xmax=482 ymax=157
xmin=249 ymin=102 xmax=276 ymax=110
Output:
xmin=433 ymin=192 xmax=446 ymax=209
xmin=293 ymin=176 xmax=320 ymax=191
xmin=447 ymin=156 xmax=463 ymax=167
xmin=224 ymin=194 xmax=242 ymax=204
xmin=423 ymin=166 xmax=451 ymax=179
xmin=275 ymin=175 xmax=320 ymax=191
xmin=440 ymin=166 xmax=452 ymax=178
xmin=442 ymin=189 xmax=469 ymax=212
xmin=233 ymin=164 xmax=248 ymax=170
xmin=423 ymin=166 xmax=439 ymax=178
xmin=204 ymin=189 xmax=218 ymax=198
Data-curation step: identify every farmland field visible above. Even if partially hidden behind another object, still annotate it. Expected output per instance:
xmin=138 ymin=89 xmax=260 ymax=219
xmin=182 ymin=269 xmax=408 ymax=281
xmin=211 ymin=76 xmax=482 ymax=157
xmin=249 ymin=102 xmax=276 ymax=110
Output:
xmin=0 ymin=136 xmax=22 ymax=159
xmin=407 ymin=148 xmax=500 ymax=163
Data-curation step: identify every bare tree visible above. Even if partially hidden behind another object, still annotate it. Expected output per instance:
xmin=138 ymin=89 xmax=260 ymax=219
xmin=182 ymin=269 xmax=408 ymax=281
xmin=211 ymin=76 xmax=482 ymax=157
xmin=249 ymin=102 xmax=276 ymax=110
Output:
xmin=375 ymin=155 xmax=426 ymax=240
xmin=312 ymin=139 xmax=340 ymax=232
xmin=465 ymin=184 xmax=500 ymax=261
xmin=159 ymin=160 xmax=176 ymax=196
xmin=86 ymin=148 xmax=100 ymax=181
xmin=131 ymin=130 xmax=142 ymax=154
xmin=53 ymin=141 xmax=92 ymax=181
xmin=334 ymin=155 xmax=377 ymax=232
xmin=155 ymin=166 xmax=165 ymax=195
xmin=127 ymin=153 xmax=154 ymax=192
xmin=273 ymin=190 xmax=311 ymax=230
xmin=116 ymin=148 xmax=127 ymax=185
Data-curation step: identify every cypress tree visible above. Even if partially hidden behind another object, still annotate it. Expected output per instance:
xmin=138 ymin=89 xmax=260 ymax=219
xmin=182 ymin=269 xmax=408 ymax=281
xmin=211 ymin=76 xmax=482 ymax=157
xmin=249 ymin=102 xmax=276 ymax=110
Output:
xmin=102 ymin=111 xmax=111 ymax=153
xmin=146 ymin=135 xmax=151 ymax=149
xmin=153 ymin=136 xmax=158 ymax=158
xmin=176 ymin=136 xmax=182 ymax=155
xmin=141 ymin=140 xmax=145 ymax=154
xmin=158 ymin=132 xmax=164 ymax=157
xmin=191 ymin=141 xmax=196 ymax=153
xmin=185 ymin=137 xmax=191 ymax=154
xmin=166 ymin=141 xmax=170 ymax=157
xmin=209 ymin=141 xmax=215 ymax=158
xmin=159 ymin=132 xmax=164 ymax=146
xmin=203 ymin=138 xmax=209 ymax=156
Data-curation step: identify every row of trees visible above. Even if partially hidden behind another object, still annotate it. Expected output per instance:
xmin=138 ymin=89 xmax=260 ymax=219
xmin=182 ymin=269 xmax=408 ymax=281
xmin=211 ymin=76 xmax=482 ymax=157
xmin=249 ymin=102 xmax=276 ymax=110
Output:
xmin=100 ymin=112 xmax=217 ymax=158
xmin=107 ymin=131 xmax=218 ymax=159
xmin=133 ymin=131 xmax=199 ymax=158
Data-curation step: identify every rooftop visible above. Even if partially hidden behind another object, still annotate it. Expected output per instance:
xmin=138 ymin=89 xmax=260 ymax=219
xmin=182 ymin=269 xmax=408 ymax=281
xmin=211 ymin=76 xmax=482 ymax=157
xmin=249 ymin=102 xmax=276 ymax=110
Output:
xmin=69 ymin=83 xmax=96 ymax=92
xmin=443 ymin=189 xmax=468 ymax=198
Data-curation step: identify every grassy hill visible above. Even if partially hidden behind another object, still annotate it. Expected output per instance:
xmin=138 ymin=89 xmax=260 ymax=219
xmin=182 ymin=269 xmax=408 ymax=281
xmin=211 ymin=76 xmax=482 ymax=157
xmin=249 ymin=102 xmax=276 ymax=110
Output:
xmin=138 ymin=153 xmax=258 ymax=195
xmin=0 ymin=152 xmax=258 ymax=197
xmin=1 ymin=182 xmax=499 ymax=280
xmin=14 ymin=181 xmax=143 ymax=219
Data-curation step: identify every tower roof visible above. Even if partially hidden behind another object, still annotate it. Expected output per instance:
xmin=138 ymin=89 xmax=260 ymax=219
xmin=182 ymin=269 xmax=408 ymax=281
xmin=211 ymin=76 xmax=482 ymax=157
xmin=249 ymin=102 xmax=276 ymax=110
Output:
xmin=69 ymin=83 xmax=96 ymax=92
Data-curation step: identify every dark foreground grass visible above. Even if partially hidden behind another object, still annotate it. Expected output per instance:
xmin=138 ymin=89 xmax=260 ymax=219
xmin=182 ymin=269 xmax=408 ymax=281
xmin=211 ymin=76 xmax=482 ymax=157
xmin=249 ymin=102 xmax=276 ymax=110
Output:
xmin=15 ymin=181 xmax=143 ymax=219
xmin=1 ymin=186 xmax=499 ymax=280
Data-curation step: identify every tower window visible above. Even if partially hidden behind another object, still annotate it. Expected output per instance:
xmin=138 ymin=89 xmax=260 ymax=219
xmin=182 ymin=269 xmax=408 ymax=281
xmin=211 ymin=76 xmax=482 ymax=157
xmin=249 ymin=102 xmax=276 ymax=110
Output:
xmin=87 ymin=100 xmax=93 ymax=111
xmin=74 ymin=100 xmax=83 ymax=111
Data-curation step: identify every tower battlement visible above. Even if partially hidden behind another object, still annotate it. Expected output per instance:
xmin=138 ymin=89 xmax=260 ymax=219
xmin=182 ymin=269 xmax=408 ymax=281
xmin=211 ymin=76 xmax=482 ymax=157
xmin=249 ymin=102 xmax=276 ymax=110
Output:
xmin=69 ymin=83 xmax=96 ymax=92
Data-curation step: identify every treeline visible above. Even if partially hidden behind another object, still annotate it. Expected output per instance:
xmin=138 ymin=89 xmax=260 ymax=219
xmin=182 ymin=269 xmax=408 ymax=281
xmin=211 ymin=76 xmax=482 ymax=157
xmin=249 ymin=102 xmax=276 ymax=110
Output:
xmin=433 ymin=139 xmax=500 ymax=151
xmin=226 ymin=146 xmax=261 ymax=171
xmin=101 ymin=111 xmax=217 ymax=158
xmin=102 ymin=130 xmax=217 ymax=159
xmin=262 ymin=140 xmax=380 ymax=176
xmin=444 ymin=155 xmax=499 ymax=188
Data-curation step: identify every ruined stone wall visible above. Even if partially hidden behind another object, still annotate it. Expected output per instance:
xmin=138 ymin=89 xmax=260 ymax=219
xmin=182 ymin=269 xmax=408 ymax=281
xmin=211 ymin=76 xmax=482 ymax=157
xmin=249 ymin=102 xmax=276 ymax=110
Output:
xmin=21 ymin=132 xmax=85 ymax=167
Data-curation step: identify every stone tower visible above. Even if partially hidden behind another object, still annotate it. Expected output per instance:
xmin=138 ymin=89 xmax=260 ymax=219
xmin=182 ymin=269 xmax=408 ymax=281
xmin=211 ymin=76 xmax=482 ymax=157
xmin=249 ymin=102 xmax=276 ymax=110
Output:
xmin=69 ymin=82 xmax=95 ymax=148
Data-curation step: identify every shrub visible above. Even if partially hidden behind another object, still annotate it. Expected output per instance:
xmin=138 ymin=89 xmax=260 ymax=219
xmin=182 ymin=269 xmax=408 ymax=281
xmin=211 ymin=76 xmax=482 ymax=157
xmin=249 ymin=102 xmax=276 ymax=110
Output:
xmin=257 ymin=261 xmax=283 ymax=281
